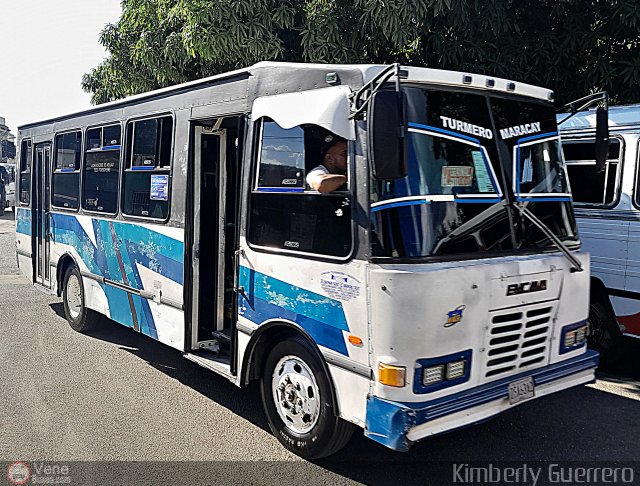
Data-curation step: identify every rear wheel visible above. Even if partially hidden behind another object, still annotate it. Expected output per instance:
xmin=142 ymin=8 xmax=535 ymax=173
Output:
xmin=588 ymin=294 xmax=622 ymax=365
xmin=62 ymin=266 xmax=96 ymax=332
xmin=260 ymin=335 xmax=354 ymax=459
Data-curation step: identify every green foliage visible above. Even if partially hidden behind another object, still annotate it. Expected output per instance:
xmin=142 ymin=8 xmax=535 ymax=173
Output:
xmin=83 ymin=0 xmax=640 ymax=105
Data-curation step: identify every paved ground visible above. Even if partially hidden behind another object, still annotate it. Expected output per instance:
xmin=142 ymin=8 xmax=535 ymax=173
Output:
xmin=0 ymin=209 xmax=638 ymax=485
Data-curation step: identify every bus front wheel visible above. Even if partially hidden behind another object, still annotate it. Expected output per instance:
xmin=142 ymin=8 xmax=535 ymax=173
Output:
xmin=63 ymin=266 xmax=96 ymax=333
xmin=588 ymin=295 xmax=622 ymax=366
xmin=260 ymin=335 xmax=354 ymax=459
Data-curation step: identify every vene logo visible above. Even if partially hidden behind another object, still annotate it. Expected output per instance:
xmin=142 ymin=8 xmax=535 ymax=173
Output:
xmin=506 ymin=280 xmax=547 ymax=296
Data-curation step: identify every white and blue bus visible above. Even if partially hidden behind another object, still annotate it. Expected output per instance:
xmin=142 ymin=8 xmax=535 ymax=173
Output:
xmin=560 ymin=104 xmax=640 ymax=360
xmin=16 ymin=62 xmax=598 ymax=458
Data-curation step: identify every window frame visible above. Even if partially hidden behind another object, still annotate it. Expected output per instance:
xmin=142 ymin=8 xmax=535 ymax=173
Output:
xmin=246 ymin=118 xmax=356 ymax=262
xmin=120 ymin=113 xmax=175 ymax=223
xmin=18 ymin=138 xmax=32 ymax=206
xmin=51 ymin=129 xmax=83 ymax=212
xmin=564 ymin=135 xmax=624 ymax=209
xmin=81 ymin=122 xmax=123 ymax=217
xmin=631 ymin=136 xmax=640 ymax=212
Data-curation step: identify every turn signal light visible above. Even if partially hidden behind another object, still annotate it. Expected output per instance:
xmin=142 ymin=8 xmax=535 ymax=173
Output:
xmin=348 ymin=335 xmax=363 ymax=347
xmin=378 ymin=363 xmax=406 ymax=387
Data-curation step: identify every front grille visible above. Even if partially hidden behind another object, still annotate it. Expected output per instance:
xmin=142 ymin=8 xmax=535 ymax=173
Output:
xmin=482 ymin=302 xmax=556 ymax=379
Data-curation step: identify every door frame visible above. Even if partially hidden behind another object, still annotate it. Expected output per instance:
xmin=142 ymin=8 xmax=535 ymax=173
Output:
xmin=32 ymin=142 xmax=52 ymax=288
xmin=190 ymin=125 xmax=228 ymax=351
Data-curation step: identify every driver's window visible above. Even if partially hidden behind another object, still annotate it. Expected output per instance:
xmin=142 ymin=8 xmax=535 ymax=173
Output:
xmin=248 ymin=118 xmax=352 ymax=258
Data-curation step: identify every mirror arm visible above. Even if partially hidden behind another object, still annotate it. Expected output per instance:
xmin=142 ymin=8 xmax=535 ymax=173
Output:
xmin=350 ymin=63 xmax=406 ymax=119
xmin=557 ymin=91 xmax=608 ymax=126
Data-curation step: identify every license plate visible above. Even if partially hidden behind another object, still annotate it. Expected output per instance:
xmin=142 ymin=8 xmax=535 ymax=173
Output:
xmin=508 ymin=376 xmax=535 ymax=405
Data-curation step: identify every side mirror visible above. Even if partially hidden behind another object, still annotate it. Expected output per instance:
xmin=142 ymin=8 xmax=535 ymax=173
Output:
xmin=595 ymin=106 xmax=609 ymax=172
xmin=368 ymin=90 xmax=406 ymax=179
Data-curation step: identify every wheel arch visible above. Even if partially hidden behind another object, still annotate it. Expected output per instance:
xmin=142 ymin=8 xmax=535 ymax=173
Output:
xmin=56 ymin=252 xmax=80 ymax=297
xmin=240 ymin=320 xmax=340 ymax=413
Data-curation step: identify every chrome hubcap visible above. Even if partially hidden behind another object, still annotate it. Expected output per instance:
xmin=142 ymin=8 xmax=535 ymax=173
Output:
xmin=66 ymin=274 xmax=82 ymax=319
xmin=272 ymin=355 xmax=320 ymax=434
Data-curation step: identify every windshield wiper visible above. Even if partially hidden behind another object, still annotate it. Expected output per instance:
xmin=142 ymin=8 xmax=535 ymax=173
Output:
xmin=513 ymin=203 xmax=583 ymax=272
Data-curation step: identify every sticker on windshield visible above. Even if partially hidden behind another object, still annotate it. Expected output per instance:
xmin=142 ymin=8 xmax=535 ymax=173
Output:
xmin=471 ymin=151 xmax=495 ymax=192
xmin=499 ymin=122 xmax=542 ymax=140
xmin=442 ymin=166 xmax=474 ymax=187
xmin=522 ymin=154 xmax=534 ymax=183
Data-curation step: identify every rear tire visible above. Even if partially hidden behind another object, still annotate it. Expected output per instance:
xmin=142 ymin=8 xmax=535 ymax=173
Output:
xmin=260 ymin=335 xmax=354 ymax=459
xmin=588 ymin=294 xmax=622 ymax=366
xmin=62 ymin=266 xmax=96 ymax=332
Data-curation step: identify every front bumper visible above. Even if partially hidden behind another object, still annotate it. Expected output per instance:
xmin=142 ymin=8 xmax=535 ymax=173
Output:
xmin=364 ymin=349 xmax=599 ymax=451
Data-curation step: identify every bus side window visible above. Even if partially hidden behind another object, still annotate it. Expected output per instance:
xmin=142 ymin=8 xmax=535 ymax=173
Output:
xmin=248 ymin=118 xmax=352 ymax=258
xmin=52 ymin=131 xmax=82 ymax=210
xmin=564 ymin=139 xmax=621 ymax=206
xmin=19 ymin=139 xmax=32 ymax=205
xmin=122 ymin=116 xmax=173 ymax=220
xmin=82 ymin=125 xmax=121 ymax=214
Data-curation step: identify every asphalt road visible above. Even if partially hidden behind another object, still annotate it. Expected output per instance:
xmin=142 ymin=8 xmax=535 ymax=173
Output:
xmin=0 ymin=209 xmax=638 ymax=485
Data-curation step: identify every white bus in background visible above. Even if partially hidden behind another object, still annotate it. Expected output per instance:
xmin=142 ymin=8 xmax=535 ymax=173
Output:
xmin=560 ymin=105 xmax=640 ymax=361
xmin=16 ymin=62 xmax=600 ymax=458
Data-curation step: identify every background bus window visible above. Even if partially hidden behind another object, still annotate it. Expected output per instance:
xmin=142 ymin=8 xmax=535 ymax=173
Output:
xmin=248 ymin=119 xmax=352 ymax=258
xmin=564 ymin=139 xmax=621 ymax=206
xmin=83 ymin=125 xmax=121 ymax=214
xmin=123 ymin=116 xmax=172 ymax=219
xmin=19 ymin=139 xmax=32 ymax=205
xmin=52 ymin=131 xmax=81 ymax=210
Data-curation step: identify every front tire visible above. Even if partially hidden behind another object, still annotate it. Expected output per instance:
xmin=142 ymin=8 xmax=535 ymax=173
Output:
xmin=260 ymin=336 xmax=354 ymax=459
xmin=588 ymin=294 xmax=622 ymax=366
xmin=62 ymin=266 xmax=96 ymax=332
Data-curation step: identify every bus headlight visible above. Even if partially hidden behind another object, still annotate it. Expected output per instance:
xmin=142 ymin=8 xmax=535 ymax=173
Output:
xmin=446 ymin=360 xmax=466 ymax=380
xmin=423 ymin=365 xmax=445 ymax=385
xmin=560 ymin=321 xmax=588 ymax=354
xmin=414 ymin=350 xmax=472 ymax=394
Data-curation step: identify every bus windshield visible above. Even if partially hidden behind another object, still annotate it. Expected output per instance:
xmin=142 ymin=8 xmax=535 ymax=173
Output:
xmin=370 ymin=87 xmax=577 ymax=259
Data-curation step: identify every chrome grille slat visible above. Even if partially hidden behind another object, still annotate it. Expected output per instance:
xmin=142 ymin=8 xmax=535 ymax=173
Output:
xmin=482 ymin=302 xmax=556 ymax=379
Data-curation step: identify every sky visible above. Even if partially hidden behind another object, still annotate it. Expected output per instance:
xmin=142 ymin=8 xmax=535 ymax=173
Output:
xmin=0 ymin=1 xmax=122 ymax=132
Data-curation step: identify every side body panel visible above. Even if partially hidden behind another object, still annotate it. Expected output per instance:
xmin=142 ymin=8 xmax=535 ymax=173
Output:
xmin=51 ymin=212 xmax=185 ymax=349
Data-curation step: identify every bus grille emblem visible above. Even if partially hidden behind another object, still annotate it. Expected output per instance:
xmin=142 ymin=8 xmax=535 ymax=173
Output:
xmin=506 ymin=280 xmax=547 ymax=296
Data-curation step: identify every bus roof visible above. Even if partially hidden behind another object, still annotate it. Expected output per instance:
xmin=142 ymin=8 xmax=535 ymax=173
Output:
xmin=18 ymin=61 xmax=553 ymax=131
xmin=559 ymin=104 xmax=640 ymax=132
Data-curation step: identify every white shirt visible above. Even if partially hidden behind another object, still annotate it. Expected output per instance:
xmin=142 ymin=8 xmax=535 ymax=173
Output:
xmin=306 ymin=164 xmax=330 ymax=189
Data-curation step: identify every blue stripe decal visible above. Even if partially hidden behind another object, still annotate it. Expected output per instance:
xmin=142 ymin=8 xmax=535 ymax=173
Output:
xmin=371 ymin=197 xmax=502 ymax=212
xmin=238 ymin=266 xmax=349 ymax=356
xmin=516 ymin=197 xmax=572 ymax=202
xmin=517 ymin=131 xmax=558 ymax=144
xmin=49 ymin=212 xmax=183 ymax=336
xmin=455 ymin=198 xmax=502 ymax=204
xmin=371 ymin=200 xmax=431 ymax=212
xmin=16 ymin=208 xmax=32 ymax=236
xmin=408 ymin=122 xmax=480 ymax=144
xmin=255 ymin=187 xmax=305 ymax=193
xmin=131 ymin=166 xmax=156 ymax=171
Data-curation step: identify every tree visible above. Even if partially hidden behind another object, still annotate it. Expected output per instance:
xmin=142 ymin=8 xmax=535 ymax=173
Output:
xmin=83 ymin=0 xmax=640 ymax=105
